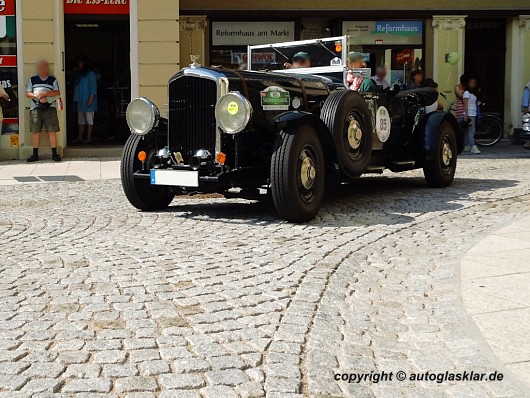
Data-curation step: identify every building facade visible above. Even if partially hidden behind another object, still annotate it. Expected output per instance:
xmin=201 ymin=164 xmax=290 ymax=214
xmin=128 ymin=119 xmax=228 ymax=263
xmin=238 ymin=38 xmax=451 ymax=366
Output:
xmin=1 ymin=1 xmax=529 ymax=160
xmin=0 ymin=0 xmax=180 ymax=160
xmin=180 ymin=0 xmax=530 ymax=141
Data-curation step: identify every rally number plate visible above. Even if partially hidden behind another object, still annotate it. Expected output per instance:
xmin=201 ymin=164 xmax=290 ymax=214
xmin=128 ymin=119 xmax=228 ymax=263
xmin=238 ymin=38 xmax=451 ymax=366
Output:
xmin=150 ymin=169 xmax=199 ymax=187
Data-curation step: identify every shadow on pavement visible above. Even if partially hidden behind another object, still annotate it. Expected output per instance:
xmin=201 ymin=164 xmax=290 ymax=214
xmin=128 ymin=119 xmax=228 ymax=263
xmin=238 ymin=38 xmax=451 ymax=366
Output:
xmin=161 ymin=176 xmax=520 ymax=227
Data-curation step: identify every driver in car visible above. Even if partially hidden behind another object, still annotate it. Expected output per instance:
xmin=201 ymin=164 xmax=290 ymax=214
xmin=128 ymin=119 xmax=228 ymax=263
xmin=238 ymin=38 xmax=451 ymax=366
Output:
xmin=284 ymin=52 xmax=311 ymax=69
xmin=347 ymin=52 xmax=374 ymax=93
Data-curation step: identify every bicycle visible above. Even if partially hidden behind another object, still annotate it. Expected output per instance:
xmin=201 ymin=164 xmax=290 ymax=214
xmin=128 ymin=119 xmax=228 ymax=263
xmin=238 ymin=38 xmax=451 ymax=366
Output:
xmin=443 ymin=95 xmax=504 ymax=147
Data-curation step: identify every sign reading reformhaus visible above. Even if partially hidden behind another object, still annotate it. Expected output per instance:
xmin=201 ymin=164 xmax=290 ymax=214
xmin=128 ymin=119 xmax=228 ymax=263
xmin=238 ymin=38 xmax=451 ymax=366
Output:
xmin=64 ymin=0 xmax=129 ymax=15
xmin=343 ymin=21 xmax=423 ymax=45
xmin=212 ymin=22 xmax=295 ymax=46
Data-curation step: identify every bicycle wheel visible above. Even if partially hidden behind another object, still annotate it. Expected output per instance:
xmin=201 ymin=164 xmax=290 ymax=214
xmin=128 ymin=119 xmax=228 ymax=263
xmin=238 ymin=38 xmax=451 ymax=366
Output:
xmin=475 ymin=115 xmax=503 ymax=147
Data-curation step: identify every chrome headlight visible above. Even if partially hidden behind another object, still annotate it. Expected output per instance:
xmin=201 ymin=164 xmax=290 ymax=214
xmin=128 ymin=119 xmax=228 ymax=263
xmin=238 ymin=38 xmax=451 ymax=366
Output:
xmin=126 ymin=97 xmax=160 ymax=136
xmin=215 ymin=92 xmax=252 ymax=134
xmin=523 ymin=113 xmax=530 ymax=124
xmin=523 ymin=123 xmax=530 ymax=132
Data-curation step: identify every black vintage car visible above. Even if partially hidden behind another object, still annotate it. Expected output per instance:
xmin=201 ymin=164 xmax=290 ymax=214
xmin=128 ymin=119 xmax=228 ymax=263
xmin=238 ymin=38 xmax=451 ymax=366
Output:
xmin=121 ymin=36 xmax=463 ymax=222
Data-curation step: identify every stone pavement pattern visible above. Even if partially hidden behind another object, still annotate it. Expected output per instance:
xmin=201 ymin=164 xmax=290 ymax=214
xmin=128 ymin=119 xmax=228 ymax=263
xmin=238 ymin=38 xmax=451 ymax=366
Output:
xmin=0 ymin=153 xmax=530 ymax=397
xmin=461 ymin=215 xmax=530 ymax=388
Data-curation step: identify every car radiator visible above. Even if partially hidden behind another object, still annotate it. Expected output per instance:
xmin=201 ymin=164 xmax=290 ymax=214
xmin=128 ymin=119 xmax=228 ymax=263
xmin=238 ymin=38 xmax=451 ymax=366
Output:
xmin=168 ymin=76 xmax=218 ymax=162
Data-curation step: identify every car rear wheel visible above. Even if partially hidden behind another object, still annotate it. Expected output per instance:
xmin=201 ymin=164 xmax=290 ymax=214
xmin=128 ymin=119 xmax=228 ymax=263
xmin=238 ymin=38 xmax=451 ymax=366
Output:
xmin=423 ymin=120 xmax=458 ymax=187
xmin=321 ymin=90 xmax=373 ymax=179
xmin=121 ymin=134 xmax=174 ymax=211
xmin=271 ymin=125 xmax=325 ymax=223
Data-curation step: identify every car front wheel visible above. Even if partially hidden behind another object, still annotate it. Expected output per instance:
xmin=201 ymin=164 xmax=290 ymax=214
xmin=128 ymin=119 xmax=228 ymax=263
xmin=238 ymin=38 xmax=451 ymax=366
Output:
xmin=271 ymin=125 xmax=325 ymax=223
xmin=121 ymin=134 xmax=174 ymax=211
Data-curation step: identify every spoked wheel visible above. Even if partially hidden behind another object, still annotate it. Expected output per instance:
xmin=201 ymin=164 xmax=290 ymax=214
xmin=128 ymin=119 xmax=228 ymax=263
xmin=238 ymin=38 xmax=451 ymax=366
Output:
xmin=121 ymin=134 xmax=174 ymax=211
xmin=271 ymin=125 xmax=325 ymax=223
xmin=475 ymin=115 xmax=503 ymax=147
xmin=321 ymin=90 xmax=373 ymax=179
xmin=423 ymin=120 xmax=458 ymax=188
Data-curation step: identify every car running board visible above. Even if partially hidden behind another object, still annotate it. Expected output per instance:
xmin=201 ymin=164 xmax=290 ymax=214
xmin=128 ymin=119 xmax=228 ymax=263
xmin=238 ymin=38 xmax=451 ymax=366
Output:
xmin=389 ymin=160 xmax=416 ymax=172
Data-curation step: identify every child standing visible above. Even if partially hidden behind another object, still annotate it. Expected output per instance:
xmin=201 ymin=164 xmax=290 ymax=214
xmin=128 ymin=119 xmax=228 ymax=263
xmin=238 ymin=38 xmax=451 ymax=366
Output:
xmin=463 ymin=77 xmax=481 ymax=154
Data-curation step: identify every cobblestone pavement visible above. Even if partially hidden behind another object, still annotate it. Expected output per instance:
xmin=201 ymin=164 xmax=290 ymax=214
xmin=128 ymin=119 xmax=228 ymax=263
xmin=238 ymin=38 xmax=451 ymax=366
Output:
xmin=1 ymin=153 xmax=530 ymax=398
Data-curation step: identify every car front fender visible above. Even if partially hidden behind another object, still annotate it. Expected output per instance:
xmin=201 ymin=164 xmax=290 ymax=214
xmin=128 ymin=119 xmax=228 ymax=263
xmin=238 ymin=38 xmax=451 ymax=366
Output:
xmin=274 ymin=111 xmax=337 ymax=169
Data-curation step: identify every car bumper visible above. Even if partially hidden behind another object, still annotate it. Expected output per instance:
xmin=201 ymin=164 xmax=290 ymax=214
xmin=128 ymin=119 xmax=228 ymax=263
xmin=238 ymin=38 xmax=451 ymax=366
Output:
xmin=134 ymin=169 xmax=221 ymax=187
xmin=133 ymin=164 xmax=269 ymax=191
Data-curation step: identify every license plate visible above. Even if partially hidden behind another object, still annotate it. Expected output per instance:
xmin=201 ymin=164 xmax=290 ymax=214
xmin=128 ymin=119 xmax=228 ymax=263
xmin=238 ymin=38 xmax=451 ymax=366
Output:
xmin=150 ymin=169 xmax=199 ymax=187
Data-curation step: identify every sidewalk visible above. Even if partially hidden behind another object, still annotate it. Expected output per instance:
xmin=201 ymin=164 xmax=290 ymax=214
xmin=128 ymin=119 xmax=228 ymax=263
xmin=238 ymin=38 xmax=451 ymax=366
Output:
xmin=461 ymin=214 xmax=530 ymax=389
xmin=0 ymin=158 xmax=121 ymax=186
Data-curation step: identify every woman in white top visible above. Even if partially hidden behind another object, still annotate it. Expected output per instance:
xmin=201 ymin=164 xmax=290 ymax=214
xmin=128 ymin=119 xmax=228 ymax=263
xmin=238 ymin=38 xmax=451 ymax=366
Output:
xmin=463 ymin=78 xmax=481 ymax=154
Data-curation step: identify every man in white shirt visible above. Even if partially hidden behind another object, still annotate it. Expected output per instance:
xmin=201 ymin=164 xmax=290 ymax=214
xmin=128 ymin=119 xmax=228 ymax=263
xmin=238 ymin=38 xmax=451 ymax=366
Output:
xmin=371 ymin=66 xmax=390 ymax=89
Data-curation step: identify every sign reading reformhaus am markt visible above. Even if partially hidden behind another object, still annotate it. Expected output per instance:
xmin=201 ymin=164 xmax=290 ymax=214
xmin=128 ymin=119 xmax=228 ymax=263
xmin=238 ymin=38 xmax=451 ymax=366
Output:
xmin=343 ymin=21 xmax=423 ymax=46
xmin=212 ymin=22 xmax=295 ymax=46
xmin=64 ymin=0 xmax=129 ymax=15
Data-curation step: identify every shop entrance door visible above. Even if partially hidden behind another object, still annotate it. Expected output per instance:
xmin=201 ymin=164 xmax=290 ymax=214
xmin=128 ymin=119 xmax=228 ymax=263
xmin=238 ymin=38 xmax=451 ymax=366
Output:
xmin=465 ymin=18 xmax=506 ymax=119
xmin=64 ymin=16 xmax=131 ymax=147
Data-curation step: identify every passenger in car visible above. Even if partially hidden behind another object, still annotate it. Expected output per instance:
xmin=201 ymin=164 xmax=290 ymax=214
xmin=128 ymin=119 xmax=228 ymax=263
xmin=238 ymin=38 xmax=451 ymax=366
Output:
xmin=346 ymin=52 xmax=374 ymax=93
xmin=407 ymin=69 xmax=425 ymax=89
xmin=284 ymin=52 xmax=312 ymax=69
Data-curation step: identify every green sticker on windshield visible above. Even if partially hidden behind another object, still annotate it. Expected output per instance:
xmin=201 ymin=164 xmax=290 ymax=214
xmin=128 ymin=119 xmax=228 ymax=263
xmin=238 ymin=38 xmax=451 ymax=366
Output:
xmin=261 ymin=86 xmax=290 ymax=111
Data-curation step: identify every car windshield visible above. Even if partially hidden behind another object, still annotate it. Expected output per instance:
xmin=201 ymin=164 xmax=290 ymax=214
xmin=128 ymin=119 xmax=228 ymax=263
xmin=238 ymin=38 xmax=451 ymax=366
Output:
xmin=248 ymin=36 xmax=346 ymax=71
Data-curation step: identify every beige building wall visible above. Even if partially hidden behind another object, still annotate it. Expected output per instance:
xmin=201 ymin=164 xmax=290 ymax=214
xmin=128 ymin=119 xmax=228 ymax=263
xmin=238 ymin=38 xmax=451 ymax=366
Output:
xmin=136 ymin=0 xmax=180 ymax=115
xmin=21 ymin=0 xmax=66 ymax=159
xmin=0 ymin=0 xmax=67 ymax=160
xmin=0 ymin=0 xmax=181 ymax=160
xmin=181 ymin=0 xmax=529 ymax=11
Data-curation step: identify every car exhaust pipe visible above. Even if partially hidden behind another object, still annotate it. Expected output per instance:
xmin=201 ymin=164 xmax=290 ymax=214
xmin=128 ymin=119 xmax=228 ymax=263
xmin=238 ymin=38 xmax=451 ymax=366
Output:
xmin=190 ymin=149 xmax=213 ymax=171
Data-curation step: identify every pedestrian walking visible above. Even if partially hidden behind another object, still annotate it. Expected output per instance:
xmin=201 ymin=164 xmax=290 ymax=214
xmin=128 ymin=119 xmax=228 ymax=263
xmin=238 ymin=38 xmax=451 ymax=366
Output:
xmin=522 ymin=81 xmax=530 ymax=114
xmin=72 ymin=55 xmax=98 ymax=144
xmin=463 ymin=77 xmax=481 ymax=154
xmin=25 ymin=60 xmax=61 ymax=162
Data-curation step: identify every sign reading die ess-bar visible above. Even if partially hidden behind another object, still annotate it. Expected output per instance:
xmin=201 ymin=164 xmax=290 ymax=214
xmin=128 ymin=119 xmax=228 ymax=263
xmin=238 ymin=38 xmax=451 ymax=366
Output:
xmin=0 ymin=0 xmax=15 ymax=15
xmin=64 ymin=0 xmax=129 ymax=15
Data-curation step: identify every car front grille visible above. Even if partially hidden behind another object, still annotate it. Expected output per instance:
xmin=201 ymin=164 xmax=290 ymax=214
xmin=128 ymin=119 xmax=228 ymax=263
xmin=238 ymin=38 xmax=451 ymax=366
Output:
xmin=168 ymin=76 xmax=218 ymax=162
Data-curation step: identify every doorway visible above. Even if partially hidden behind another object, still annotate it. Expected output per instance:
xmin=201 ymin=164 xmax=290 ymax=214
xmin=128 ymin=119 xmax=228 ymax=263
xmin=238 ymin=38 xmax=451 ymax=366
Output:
xmin=64 ymin=16 xmax=131 ymax=148
xmin=465 ymin=18 xmax=506 ymax=118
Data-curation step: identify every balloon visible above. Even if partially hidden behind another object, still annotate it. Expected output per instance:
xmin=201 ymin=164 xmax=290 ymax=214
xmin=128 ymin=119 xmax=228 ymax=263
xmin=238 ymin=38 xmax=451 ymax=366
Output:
xmin=447 ymin=52 xmax=460 ymax=66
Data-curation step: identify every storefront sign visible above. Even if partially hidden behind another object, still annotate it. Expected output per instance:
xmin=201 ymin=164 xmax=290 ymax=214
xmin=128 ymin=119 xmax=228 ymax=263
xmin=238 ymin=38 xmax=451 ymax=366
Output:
xmin=343 ymin=20 xmax=423 ymax=45
xmin=232 ymin=52 xmax=276 ymax=65
xmin=212 ymin=22 xmax=295 ymax=46
xmin=64 ymin=0 xmax=129 ymax=15
xmin=0 ymin=0 xmax=18 ymax=135
xmin=0 ymin=1 xmax=15 ymax=15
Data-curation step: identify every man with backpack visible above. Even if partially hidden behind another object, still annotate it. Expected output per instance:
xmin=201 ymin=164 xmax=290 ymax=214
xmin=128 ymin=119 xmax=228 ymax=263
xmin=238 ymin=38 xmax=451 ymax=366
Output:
xmin=25 ymin=60 xmax=61 ymax=162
